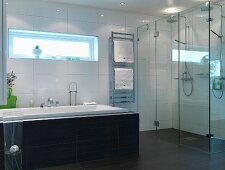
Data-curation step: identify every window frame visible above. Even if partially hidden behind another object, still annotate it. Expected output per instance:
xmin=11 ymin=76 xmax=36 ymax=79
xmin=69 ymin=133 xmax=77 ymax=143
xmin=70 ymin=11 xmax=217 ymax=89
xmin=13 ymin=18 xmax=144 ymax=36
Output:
xmin=8 ymin=29 xmax=99 ymax=61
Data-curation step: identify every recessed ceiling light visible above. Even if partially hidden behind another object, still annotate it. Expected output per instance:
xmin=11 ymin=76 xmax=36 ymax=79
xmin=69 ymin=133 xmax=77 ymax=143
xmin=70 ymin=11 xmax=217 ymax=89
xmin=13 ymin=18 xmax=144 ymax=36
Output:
xmin=164 ymin=7 xmax=182 ymax=14
xmin=100 ymin=14 xmax=104 ymax=17
xmin=120 ymin=2 xmax=125 ymax=6
xmin=56 ymin=9 xmax=60 ymax=12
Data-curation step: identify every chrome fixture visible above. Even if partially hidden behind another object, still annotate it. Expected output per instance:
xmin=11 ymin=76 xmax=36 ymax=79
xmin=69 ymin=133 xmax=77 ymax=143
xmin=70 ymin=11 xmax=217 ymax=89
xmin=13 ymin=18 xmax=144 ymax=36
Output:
xmin=174 ymin=15 xmax=194 ymax=96
xmin=9 ymin=145 xmax=20 ymax=155
xmin=55 ymin=101 xmax=60 ymax=107
xmin=201 ymin=2 xmax=214 ymax=11
xmin=211 ymin=29 xmax=223 ymax=38
xmin=47 ymin=97 xmax=54 ymax=107
xmin=167 ymin=15 xmax=177 ymax=23
xmin=137 ymin=24 xmax=149 ymax=34
xmin=137 ymin=24 xmax=149 ymax=42
xmin=175 ymin=39 xmax=186 ymax=45
xmin=40 ymin=103 xmax=45 ymax=108
xmin=69 ymin=82 xmax=78 ymax=106
xmin=181 ymin=15 xmax=193 ymax=96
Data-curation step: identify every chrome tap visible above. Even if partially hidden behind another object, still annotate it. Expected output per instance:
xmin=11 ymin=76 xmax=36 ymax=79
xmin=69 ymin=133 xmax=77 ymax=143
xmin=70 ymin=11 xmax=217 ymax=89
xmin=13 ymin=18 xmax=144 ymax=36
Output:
xmin=47 ymin=98 xmax=54 ymax=107
xmin=55 ymin=101 xmax=60 ymax=107
xmin=40 ymin=103 xmax=45 ymax=108
xmin=69 ymin=82 xmax=78 ymax=106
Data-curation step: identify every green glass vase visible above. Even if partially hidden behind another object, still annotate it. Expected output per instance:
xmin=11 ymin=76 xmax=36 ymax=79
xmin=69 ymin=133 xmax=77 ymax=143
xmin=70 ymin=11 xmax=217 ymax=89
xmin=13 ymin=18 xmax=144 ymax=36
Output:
xmin=0 ymin=88 xmax=17 ymax=109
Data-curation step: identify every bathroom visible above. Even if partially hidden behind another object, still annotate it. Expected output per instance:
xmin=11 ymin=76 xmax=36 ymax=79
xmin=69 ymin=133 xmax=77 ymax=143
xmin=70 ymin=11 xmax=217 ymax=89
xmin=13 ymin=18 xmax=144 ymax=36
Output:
xmin=1 ymin=0 xmax=225 ymax=169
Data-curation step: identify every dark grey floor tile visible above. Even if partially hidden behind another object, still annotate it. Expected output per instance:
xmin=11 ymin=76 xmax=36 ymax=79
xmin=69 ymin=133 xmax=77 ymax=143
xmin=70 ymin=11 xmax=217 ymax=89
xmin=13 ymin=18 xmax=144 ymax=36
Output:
xmin=40 ymin=129 xmax=225 ymax=170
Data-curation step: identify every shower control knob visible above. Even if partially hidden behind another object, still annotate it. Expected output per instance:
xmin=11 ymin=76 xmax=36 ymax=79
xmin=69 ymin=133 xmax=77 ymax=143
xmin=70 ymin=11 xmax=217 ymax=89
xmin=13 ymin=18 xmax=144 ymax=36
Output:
xmin=9 ymin=145 xmax=20 ymax=154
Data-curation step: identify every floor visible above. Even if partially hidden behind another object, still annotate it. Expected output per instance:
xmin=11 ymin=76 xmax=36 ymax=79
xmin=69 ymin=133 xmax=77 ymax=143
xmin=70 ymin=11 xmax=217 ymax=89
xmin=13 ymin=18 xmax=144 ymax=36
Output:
xmin=40 ymin=130 xmax=225 ymax=170
xmin=156 ymin=128 xmax=225 ymax=153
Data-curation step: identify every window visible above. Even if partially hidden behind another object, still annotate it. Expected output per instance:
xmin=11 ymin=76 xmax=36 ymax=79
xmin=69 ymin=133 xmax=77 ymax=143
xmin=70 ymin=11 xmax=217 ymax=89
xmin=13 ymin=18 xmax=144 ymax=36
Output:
xmin=172 ymin=49 xmax=209 ymax=63
xmin=8 ymin=29 xmax=98 ymax=61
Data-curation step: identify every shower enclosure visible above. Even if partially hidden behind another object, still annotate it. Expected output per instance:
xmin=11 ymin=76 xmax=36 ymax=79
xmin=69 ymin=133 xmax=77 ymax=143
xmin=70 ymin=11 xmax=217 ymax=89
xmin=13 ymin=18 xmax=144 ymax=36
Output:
xmin=137 ymin=1 xmax=225 ymax=153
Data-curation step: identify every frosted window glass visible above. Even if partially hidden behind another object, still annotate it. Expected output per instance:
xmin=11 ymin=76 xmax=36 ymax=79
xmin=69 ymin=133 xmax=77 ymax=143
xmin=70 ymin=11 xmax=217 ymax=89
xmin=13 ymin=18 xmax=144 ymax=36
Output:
xmin=9 ymin=29 xmax=98 ymax=61
xmin=115 ymin=68 xmax=133 ymax=90
xmin=13 ymin=37 xmax=90 ymax=58
xmin=114 ymin=40 xmax=134 ymax=63
xmin=172 ymin=49 xmax=208 ymax=63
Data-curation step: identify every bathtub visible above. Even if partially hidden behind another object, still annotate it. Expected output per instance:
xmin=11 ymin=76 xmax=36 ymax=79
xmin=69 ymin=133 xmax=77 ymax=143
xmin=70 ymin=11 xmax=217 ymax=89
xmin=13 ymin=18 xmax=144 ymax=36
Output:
xmin=0 ymin=105 xmax=139 ymax=169
xmin=0 ymin=105 xmax=129 ymax=122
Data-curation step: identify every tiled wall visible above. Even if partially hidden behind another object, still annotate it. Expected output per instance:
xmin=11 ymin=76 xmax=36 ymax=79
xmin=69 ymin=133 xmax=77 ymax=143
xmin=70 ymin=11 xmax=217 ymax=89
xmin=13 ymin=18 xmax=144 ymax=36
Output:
xmin=6 ymin=0 xmax=158 ymax=131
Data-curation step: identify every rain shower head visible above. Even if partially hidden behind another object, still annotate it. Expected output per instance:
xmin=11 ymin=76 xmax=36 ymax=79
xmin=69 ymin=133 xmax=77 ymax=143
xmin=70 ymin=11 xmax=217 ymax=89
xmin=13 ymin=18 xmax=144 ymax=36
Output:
xmin=201 ymin=2 xmax=214 ymax=11
xmin=167 ymin=15 xmax=177 ymax=23
xmin=201 ymin=6 xmax=214 ymax=11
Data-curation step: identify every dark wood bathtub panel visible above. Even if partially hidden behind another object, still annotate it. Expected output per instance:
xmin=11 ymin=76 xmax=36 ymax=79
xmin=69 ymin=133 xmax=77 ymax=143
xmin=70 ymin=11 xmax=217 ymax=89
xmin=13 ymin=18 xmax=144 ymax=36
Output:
xmin=118 ymin=114 xmax=139 ymax=155
xmin=77 ymin=116 xmax=119 ymax=162
xmin=23 ymin=143 xmax=76 ymax=170
xmin=23 ymin=118 xmax=77 ymax=147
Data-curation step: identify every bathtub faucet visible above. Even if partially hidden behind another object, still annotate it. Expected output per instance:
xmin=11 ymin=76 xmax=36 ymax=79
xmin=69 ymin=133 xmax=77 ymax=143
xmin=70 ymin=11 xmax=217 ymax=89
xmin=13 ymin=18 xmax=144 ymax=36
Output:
xmin=47 ymin=97 xmax=54 ymax=107
xmin=69 ymin=82 xmax=78 ymax=106
xmin=40 ymin=98 xmax=59 ymax=108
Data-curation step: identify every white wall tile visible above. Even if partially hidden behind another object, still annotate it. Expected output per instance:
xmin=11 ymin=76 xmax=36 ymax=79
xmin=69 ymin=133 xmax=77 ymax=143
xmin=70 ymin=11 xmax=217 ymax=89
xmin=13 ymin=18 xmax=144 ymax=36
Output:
xmin=67 ymin=20 xmax=98 ymax=36
xmin=13 ymin=73 xmax=34 ymax=94
xmin=7 ymin=14 xmax=34 ymax=30
xmin=7 ymin=0 xmax=38 ymax=16
xmin=67 ymin=61 xmax=98 ymax=75
xmin=98 ymin=9 xmax=126 ymax=26
xmin=33 ymin=17 xmax=67 ymax=33
xmin=125 ymin=13 xmax=151 ymax=28
xmin=34 ymin=1 xmax=68 ymax=19
xmin=68 ymin=5 xmax=98 ymax=23
xmin=34 ymin=74 xmax=68 ymax=94
xmin=99 ymin=40 xmax=109 ymax=59
xmin=96 ymin=24 xmax=126 ymax=41
xmin=140 ymin=121 xmax=155 ymax=131
xmin=98 ymin=57 xmax=109 ymax=75
xmin=158 ymin=120 xmax=172 ymax=130
xmin=34 ymin=60 xmax=68 ymax=74
xmin=98 ymin=75 xmax=109 ymax=105
xmin=15 ymin=93 xmax=34 ymax=108
xmin=7 ymin=59 xmax=34 ymax=74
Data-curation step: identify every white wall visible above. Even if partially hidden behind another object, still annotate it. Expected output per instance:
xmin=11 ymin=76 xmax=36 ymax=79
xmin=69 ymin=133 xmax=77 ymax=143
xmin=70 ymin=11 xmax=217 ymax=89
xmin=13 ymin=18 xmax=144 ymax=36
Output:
xmin=6 ymin=0 xmax=157 ymax=121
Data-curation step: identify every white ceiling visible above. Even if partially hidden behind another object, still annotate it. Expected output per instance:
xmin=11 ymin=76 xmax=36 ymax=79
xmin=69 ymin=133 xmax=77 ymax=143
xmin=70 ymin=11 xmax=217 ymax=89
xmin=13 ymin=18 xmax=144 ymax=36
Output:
xmin=46 ymin=0 xmax=212 ymax=16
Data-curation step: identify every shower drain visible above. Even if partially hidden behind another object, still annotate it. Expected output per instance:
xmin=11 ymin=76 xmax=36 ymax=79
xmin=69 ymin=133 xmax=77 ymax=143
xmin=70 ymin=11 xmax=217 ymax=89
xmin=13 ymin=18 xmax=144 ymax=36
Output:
xmin=183 ymin=137 xmax=198 ymax=141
